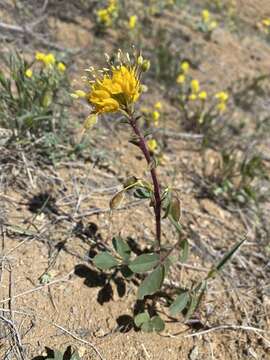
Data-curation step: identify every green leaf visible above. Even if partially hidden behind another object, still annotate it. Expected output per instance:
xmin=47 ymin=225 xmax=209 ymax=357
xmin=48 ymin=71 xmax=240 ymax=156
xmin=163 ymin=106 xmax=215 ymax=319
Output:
xmin=207 ymin=238 xmax=245 ymax=279
xmin=134 ymin=312 xmax=150 ymax=327
xmin=169 ymin=291 xmax=190 ymax=317
xmin=120 ymin=265 xmax=134 ymax=278
xmin=151 ymin=315 xmax=165 ymax=332
xmin=141 ymin=320 xmax=154 ymax=332
xmin=93 ymin=252 xmax=118 ymax=270
xmin=185 ymin=281 xmax=207 ymax=319
xmin=112 ymin=236 xmax=131 ymax=261
xmin=134 ymin=187 xmax=152 ymax=199
xmin=179 ymin=239 xmax=189 ymax=263
xmin=128 ymin=253 xmax=159 ymax=273
xmin=138 ymin=265 xmax=165 ymax=299
xmin=169 ymin=215 xmax=182 ymax=233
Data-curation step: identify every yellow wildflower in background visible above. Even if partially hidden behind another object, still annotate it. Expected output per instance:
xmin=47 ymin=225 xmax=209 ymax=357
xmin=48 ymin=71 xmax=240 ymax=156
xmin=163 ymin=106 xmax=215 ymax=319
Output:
xmin=215 ymin=91 xmax=229 ymax=113
xmin=215 ymin=91 xmax=229 ymax=102
xmin=57 ymin=62 xmax=66 ymax=72
xmin=129 ymin=15 xmax=137 ymax=30
xmin=154 ymin=101 xmax=162 ymax=110
xmin=209 ymin=21 xmax=218 ymax=30
xmin=262 ymin=18 xmax=270 ymax=27
xmin=152 ymin=110 xmax=160 ymax=126
xmin=202 ymin=9 xmax=210 ymax=23
xmin=176 ymin=74 xmax=185 ymax=84
xmin=198 ymin=91 xmax=207 ymax=101
xmin=25 ymin=69 xmax=33 ymax=78
xmin=189 ymin=94 xmax=197 ymax=101
xmin=36 ymin=52 xmax=55 ymax=67
xmin=191 ymin=79 xmax=200 ymax=94
xmin=180 ymin=61 xmax=190 ymax=74
xmin=147 ymin=139 xmax=158 ymax=152
xmin=97 ymin=9 xmax=111 ymax=26
xmin=35 ymin=51 xmax=46 ymax=62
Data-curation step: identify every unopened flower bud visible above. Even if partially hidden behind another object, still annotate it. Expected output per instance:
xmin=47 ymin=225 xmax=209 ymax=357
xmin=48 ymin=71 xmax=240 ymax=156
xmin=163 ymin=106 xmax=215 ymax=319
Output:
xmin=141 ymin=60 xmax=151 ymax=72
xmin=137 ymin=55 xmax=144 ymax=66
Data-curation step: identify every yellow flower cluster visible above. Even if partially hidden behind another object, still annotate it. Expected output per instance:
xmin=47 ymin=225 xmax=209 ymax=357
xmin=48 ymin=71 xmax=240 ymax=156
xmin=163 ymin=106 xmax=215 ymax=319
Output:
xmin=74 ymin=50 xmax=151 ymax=123
xmin=189 ymin=79 xmax=208 ymax=101
xmin=97 ymin=0 xmax=118 ymax=27
xmin=201 ymin=9 xmax=218 ymax=31
xmin=215 ymin=91 xmax=229 ymax=113
xmin=35 ymin=51 xmax=66 ymax=72
xmin=88 ymin=65 xmax=140 ymax=113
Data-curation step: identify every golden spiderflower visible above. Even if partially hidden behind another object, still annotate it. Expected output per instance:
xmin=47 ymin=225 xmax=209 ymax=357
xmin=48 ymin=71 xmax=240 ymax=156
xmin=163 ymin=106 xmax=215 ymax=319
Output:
xmin=81 ymin=50 xmax=144 ymax=116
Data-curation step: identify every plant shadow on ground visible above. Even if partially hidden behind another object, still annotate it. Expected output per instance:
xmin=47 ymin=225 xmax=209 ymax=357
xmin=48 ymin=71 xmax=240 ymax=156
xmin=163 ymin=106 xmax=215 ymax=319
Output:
xmin=31 ymin=345 xmax=77 ymax=360
xmin=28 ymin=192 xmax=60 ymax=215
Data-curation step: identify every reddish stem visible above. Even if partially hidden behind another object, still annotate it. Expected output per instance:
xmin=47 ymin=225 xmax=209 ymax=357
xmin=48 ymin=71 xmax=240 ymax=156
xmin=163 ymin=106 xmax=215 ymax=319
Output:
xmin=128 ymin=115 xmax=162 ymax=251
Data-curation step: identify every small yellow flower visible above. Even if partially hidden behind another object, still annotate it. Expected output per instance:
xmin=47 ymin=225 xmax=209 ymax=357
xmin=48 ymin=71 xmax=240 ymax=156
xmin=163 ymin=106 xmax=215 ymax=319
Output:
xmin=57 ymin=62 xmax=66 ymax=72
xmin=176 ymin=74 xmax=185 ymax=84
xmin=25 ymin=69 xmax=33 ymax=78
xmin=97 ymin=9 xmax=111 ymax=26
xmin=129 ymin=15 xmax=137 ymax=30
xmin=152 ymin=110 xmax=160 ymax=126
xmin=209 ymin=21 xmax=218 ymax=30
xmin=189 ymin=94 xmax=197 ymax=101
xmin=198 ymin=91 xmax=207 ymax=101
xmin=44 ymin=53 xmax=56 ymax=66
xmin=191 ymin=79 xmax=200 ymax=94
xmin=215 ymin=91 xmax=229 ymax=102
xmin=147 ymin=139 xmax=158 ymax=152
xmin=180 ymin=61 xmax=190 ymax=74
xmin=36 ymin=52 xmax=56 ymax=67
xmin=202 ymin=9 xmax=210 ymax=23
xmin=216 ymin=102 xmax=227 ymax=113
xmin=35 ymin=51 xmax=46 ymax=62
xmin=262 ymin=18 xmax=270 ymax=27
xmin=154 ymin=101 xmax=163 ymax=110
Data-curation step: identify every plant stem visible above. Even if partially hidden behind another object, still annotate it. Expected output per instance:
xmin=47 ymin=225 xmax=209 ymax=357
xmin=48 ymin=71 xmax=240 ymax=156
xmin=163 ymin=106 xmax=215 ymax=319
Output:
xmin=128 ymin=115 xmax=162 ymax=251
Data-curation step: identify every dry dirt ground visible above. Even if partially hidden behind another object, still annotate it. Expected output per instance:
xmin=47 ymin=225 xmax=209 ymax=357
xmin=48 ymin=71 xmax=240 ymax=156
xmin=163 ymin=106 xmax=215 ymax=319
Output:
xmin=0 ymin=1 xmax=270 ymax=359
